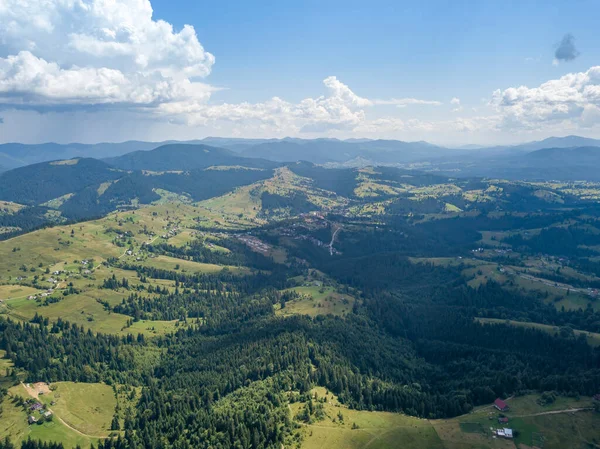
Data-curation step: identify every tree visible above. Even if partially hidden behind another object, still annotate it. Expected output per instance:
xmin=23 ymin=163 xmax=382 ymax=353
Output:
xmin=111 ymin=415 xmax=121 ymax=431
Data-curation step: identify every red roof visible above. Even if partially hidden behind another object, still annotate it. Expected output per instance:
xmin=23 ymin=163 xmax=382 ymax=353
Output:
xmin=494 ymin=398 xmax=508 ymax=409
xmin=498 ymin=417 xmax=509 ymax=423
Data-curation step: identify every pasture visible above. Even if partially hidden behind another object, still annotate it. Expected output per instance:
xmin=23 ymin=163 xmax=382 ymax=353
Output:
xmin=277 ymin=286 xmax=355 ymax=317
xmin=294 ymin=387 xmax=444 ymax=449
xmin=477 ymin=317 xmax=600 ymax=347
xmin=0 ymin=384 xmax=100 ymax=449
xmin=432 ymin=394 xmax=599 ymax=449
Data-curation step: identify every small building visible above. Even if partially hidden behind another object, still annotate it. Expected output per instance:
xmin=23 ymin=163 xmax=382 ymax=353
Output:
xmin=498 ymin=417 xmax=509 ymax=424
xmin=30 ymin=402 xmax=43 ymax=411
xmin=43 ymin=411 xmax=53 ymax=419
xmin=496 ymin=428 xmax=513 ymax=439
xmin=494 ymin=398 xmax=509 ymax=411
xmin=28 ymin=415 xmax=38 ymax=424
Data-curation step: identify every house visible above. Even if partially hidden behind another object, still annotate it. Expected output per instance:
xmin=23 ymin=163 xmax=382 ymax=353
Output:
xmin=43 ymin=411 xmax=53 ymax=419
xmin=494 ymin=398 xmax=509 ymax=411
xmin=30 ymin=402 xmax=43 ymax=411
xmin=496 ymin=428 xmax=513 ymax=439
xmin=498 ymin=417 xmax=509 ymax=424
xmin=28 ymin=415 xmax=38 ymax=424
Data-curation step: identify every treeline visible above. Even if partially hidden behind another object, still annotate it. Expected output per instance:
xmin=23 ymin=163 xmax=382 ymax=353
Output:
xmin=0 ymin=318 xmax=143 ymax=384
xmin=147 ymin=236 xmax=277 ymax=271
xmin=504 ymin=225 xmax=600 ymax=257
xmin=260 ymin=191 xmax=316 ymax=214
xmin=0 ymin=438 xmax=75 ymax=449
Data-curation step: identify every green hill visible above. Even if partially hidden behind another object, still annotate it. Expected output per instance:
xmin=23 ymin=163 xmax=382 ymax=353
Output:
xmin=106 ymin=143 xmax=278 ymax=171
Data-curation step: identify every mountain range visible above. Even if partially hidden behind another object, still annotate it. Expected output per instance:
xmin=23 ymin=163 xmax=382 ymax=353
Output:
xmin=1 ymin=135 xmax=599 ymax=172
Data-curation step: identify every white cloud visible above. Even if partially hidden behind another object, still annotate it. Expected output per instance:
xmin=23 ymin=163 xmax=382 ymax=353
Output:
xmin=0 ymin=0 xmax=214 ymax=108
xmin=450 ymin=97 xmax=462 ymax=112
xmin=153 ymin=76 xmax=440 ymax=134
xmin=0 ymin=0 xmax=442 ymax=135
xmin=490 ymin=65 xmax=600 ymax=130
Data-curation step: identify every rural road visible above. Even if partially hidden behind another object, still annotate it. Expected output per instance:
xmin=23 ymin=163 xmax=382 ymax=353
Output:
xmin=20 ymin=382 xmax=109 ymax=440
xmin=512 ymin=407 xmax=593 ymax=417
xmin=328 ymin=226 xmax=341 ymax=256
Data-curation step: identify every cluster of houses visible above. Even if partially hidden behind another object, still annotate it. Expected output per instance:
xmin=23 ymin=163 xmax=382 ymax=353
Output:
xmin=236 ymin=234 xmax=271 ymax=254
xmin=26 ymin=400 xmax=52 ymax=425
xmin=161 ymin=225 xmax=181 ymax=239
xmin=493 ymin=398 xmax=513 ymax=439
xmin=27 ymin=288 xmax=55 ymax=301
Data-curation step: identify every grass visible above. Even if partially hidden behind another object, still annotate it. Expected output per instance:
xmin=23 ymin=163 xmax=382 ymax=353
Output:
xmin=477 ymin=318 xmax=600 ymax=347
xmin=431 ymin=394 xmax=599 ymax=449
xmin=277 ymin=286 xmax=355 ymax=317
xmin=141 ymin=255 xmax=243 ymax=274
xmin=0 ymin=285 xmax=45 ymax=300
xmin=121 ymin=319 xmax=189 ymax=336
xmin=514 ymin=412 xmax=600 ymax=449
xmin=459 ymin=422 xmax=485 ymax=434
xmin=295 ymin=387 xmax=444 ymax=449
xmin=0 ymin=384 xmax=100 ymax=448
xmin=37 ymin=382 xmax=116 ymax=438
xmin=0 ymin=202 xmax=253 ymax=335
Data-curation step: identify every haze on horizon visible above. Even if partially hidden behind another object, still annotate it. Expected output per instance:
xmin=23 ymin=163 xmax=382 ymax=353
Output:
xmin=0 ymin=0 xmax=599 ymax=147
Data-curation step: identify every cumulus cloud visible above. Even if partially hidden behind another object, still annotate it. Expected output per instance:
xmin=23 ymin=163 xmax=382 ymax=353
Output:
xmin=0 ymin=0 xmax=455 ymax=139
xmin=0 ymin=0 xmax=214 ymax=109
xmin=554 ymin=33 xmax=580 ymax=64
xmin=450 ymin=97 xmax=462 ymax=112
xmin=0 ymin=0 xmax=443 ymax=135
xmin=154 ymin=75 xmax=440 ymax=134
xmin=491 ymin=65 xmax=600 ymax=129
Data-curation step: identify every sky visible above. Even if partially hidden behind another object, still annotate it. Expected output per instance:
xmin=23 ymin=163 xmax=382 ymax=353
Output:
xmin=0 ymin=0 xmax=599 ymax=146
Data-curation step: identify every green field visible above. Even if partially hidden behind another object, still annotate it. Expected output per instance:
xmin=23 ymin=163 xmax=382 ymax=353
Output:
xmin=0 ymin=202 xmax=252 ymax=335
xmin=432 ymin=394 xmax=599 ymax=449
xmin=277 ymin=286 xmax=355 ymax=317
xmin=0 ymin=382 xmax=112 ymax=448
xmin=477 ymin=318 xmax=600 ymax=347
xmin=38 ymin=382 xmax=116 ymax=437
xmin=294 ymin=388 xmax=444 ymax=449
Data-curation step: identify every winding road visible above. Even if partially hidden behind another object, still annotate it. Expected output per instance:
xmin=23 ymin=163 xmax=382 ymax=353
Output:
xmin=328 ymin=226 xmax=341 ymax=256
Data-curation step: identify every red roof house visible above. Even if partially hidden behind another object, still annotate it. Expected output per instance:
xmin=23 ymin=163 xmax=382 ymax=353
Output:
xmin=494 ymin=398 xmax=509 ymax=411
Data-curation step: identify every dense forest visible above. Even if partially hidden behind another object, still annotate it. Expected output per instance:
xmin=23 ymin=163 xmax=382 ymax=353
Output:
xmin=2 ymin=155 xmax=600 ymax=448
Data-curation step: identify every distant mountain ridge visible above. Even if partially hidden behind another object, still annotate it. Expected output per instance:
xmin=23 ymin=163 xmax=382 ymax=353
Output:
xmin=0 ymin=158 xmax=123 ymax=205
xmin=441 ymin=146 xmax=600 ymax=181
xmin=106 ymin=143 xmax=278 ymax=171
xmin=240 ymin=139 xmax=457 ymax=164
xmin=2 ymin=135 xmax=600 ymax=178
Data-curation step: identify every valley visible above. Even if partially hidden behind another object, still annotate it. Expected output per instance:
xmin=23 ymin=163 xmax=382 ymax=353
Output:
xmin=0 ymin=144 xmax=600 ymax=449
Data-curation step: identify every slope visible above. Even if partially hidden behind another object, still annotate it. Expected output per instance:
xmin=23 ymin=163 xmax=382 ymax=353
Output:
xmin=107 ymin=143 xmax=278 ymax=171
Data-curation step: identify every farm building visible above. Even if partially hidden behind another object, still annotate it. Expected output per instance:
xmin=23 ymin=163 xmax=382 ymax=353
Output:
xmin=29 ymin=402 xmax=43 ymax=411
xmin=496 ymin=428 xmax=513 ymax=439
xmin=493 ymin=398 xmax=509 ymax=411
xmin=28 ymin=415 xmax=38 ymax=424
xmin=498 ymin=417 xmax=509 ymax=424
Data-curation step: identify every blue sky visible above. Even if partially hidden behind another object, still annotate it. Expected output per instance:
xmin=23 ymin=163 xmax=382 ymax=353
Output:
xmin=0 ymin=0 xmax=599 ymax=145
xmin=151 ymin=0 xmax=598 ymax=103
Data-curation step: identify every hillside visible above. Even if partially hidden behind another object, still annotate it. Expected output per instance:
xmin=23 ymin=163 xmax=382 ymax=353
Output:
xmin=447 ymin=146 xmax=600 ymax=181
xmin=241 ymin=139 xmax=458 ymax=164
xmin=1 ymin=158 xmax=600 ymax=449
xmin=0 ymin=158 xmax=124 ymax=205
xmin=107 ymin=143 xmax=278 ymax=171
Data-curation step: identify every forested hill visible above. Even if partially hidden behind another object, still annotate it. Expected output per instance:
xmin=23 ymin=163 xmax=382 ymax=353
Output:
xmin=106 ymin=144 xmax=278 ymax=171
xmin=241 ymin=139 xmax=455 ymax=164
xmin=0 ymin=158 xmax=123 ymax=205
